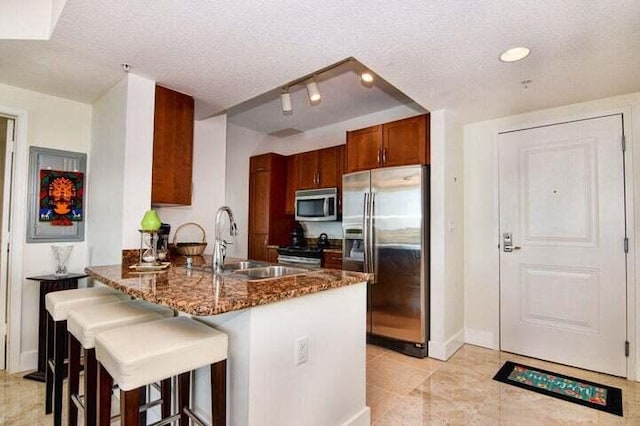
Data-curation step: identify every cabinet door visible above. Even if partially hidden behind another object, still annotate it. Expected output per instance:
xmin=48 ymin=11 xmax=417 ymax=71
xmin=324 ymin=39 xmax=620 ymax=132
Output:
xmin=285 ymin=155 xmax=299 ymax=215
xmin=152 ymin=86 xmax=194 ymax=205
xmin=317 ymin=146 xmax=340 ymax=188
xmin=297 ymin=151 xmax=319 ymax=189
xmin=322 ymin=251 xmax=343 ymax=269
xmin=248 ymin=233 xmax=269 ymax=261
xmin=346 ymin=125 xmax=382 ymax=173
xmin=382 ymin=114 xmax=428 ymax=167
xmin=249 ymin=170 xmax=270 ymax=234
xmin=266 ymin=246 xmax=279 ymax=263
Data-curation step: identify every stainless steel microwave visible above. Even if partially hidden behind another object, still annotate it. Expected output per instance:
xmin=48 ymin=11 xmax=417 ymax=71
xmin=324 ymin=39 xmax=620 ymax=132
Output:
xmin=295 ymin=188 xmax=338 ymax=221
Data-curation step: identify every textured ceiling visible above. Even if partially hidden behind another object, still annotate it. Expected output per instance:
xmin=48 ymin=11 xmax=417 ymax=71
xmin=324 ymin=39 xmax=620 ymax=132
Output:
xmin=0 ymin=0 xmax=639 ymax=124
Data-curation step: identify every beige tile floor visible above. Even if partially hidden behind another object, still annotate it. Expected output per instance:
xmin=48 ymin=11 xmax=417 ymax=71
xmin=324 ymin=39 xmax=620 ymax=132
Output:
xmin=367 ymin=344 xmax=640 ymax=425
xmin=2 ymin=344 xmax=640 ymax=425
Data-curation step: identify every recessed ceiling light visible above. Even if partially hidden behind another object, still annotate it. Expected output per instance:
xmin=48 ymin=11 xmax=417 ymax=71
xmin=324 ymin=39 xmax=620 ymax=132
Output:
xmin=361 ymin=70 xmax=374 ymax=84
xmin=499 ymin=47 xmax=531 ymax=63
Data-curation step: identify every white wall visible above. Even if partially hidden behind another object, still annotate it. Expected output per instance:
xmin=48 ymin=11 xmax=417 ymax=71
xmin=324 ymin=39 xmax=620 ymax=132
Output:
xmin=0 ymin=0 xmax=66 ymax=39
xmin=87 ymin=73 xmax=156 ymax=266
xmin=87 ymin=77 xmax=127 ymax=265
xmin=0 ymin=82 xmax=91 ymax=371
xmin=463 ymin=92 xmax=640 ymax=380
xmin=157 ymin=114 xmax=227 ymax=254
xmin=121 ymin=74 xmax=155 ymax=249
xmin=225 ymin=105 xmax=422 ymax=257
xmin=428 ymin=109 xmax=465 ymax=360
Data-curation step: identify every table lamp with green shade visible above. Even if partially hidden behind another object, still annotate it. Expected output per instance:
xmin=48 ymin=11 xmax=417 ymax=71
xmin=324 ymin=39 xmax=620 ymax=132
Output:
xmin=140 ymin=210 xmax=162 ymax=231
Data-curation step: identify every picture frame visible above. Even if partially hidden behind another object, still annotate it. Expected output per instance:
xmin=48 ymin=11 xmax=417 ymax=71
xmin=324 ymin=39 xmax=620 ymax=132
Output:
xmin=27 ymin=147 xmax=87 ymax=242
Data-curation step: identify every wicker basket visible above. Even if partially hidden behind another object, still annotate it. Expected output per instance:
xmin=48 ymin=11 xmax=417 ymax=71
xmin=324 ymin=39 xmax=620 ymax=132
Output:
xmin=172 ymin=222 xmax=207 ymax=256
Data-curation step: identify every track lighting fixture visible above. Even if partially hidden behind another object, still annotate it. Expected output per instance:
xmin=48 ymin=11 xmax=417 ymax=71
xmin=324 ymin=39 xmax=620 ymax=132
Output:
xmin=306 ymin=80 xmax=321 ymax=103
xmin=280 ymin=90 xmax=292 ymax=113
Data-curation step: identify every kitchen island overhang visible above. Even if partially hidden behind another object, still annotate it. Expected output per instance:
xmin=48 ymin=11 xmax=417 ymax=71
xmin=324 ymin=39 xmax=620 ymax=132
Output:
xmin=85 ymin=263 xmax=371 ymax=426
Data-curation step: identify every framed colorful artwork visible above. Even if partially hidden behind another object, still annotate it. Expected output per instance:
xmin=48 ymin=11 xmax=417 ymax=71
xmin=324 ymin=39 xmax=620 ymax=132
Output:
xmin=27 ymin=147 xmax=87 ymax=242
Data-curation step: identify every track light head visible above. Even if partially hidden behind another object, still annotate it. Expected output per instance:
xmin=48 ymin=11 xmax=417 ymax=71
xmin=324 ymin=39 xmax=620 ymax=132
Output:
xmin=280 ymin=90 xmax=292 ymax=113
xmin=306 ymin=80 xmax=321 ymax=104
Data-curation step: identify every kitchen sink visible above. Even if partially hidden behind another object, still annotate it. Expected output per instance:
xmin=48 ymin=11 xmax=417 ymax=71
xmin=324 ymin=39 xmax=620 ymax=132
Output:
xmin=223 ymin=260 xmax=269 ymax=271
xmin=231 ymin=265 xmax=309 ymax=280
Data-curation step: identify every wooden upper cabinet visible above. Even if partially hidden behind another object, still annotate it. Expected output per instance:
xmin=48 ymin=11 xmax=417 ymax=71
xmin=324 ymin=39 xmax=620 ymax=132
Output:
xmin=296 ymin=145 xmax=343 ymax=189
xmin=297 ymin=151 xmax=319 ymax=189
xmin=383 ymin=114 xmax=429 ymax=167
xmin=151 ymin=85 xmax=194 ymax=205
xmin=346 ymin=125 xmax=382 ymax=173
xmin=346 ymin=113 xmax=430 ymax=173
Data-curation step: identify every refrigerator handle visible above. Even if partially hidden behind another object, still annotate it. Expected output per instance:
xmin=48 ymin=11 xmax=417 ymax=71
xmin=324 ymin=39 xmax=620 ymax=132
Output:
xmin=369 ymin=192 xmax=375 ymax=280
xmin=363 ymin=193 xmax=369 ymax=274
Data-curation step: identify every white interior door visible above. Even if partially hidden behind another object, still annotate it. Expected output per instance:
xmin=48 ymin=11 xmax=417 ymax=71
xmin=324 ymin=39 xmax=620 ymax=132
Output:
xmin=0 ymin=118 xmax=14 ymax=370
xmin=499 ymin=115 xmax=627 ymax=377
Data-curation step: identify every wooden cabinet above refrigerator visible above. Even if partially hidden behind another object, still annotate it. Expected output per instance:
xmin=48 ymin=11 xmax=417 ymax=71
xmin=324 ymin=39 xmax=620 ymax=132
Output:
xmin=346 ymin=113 xmax=430 ymax=173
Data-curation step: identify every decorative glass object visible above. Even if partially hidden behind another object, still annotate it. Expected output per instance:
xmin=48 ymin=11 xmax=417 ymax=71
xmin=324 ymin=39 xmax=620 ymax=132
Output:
xmin=139 ymin=230 xmax=159 ymax=265
xmin=51 ymin=245 xmax=73 ymax=276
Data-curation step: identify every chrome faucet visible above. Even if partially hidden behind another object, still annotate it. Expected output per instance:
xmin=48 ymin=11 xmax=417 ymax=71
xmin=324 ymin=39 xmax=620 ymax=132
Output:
xmin=213 ymin=206 xmax=238 ymax=273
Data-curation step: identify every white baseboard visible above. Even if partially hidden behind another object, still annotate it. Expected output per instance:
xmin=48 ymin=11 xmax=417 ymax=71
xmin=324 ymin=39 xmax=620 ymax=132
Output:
xmin=341 ymin=407 xmax=371 ymax=426
xmin=19 ymin=350 xmax=38 ymax=373
xmin=464 ymin=328 xmax=498 ymax=350
xmin=428 ymin=329 xmax=465 ymax=361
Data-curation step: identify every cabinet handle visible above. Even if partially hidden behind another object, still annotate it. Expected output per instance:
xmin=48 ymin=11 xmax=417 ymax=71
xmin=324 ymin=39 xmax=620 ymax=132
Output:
xmin=377 ymin=149 xmax=381 ymax=165
xmin=383 ymin=148 xmax=388 ymax=164
xmin=316 ymin=172 xmax=320 ymax=187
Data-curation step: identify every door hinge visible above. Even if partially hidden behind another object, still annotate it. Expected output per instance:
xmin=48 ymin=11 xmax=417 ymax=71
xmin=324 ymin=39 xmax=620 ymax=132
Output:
xmin=621 ymin=135 xmax=626 ymax=152
xmin=625 ymin=341 xmax=630 ymax=357
xmin=624 ymin=237 xmax=629 ymax=253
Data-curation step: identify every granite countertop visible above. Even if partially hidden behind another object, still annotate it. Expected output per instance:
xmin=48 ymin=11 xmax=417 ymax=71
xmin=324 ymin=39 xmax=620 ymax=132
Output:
xmin=85 ymin=261 xmax=368 ymax=316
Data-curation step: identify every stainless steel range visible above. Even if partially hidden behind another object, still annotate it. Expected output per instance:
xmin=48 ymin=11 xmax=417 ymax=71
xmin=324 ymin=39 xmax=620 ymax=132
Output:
xmin=277 ymin=246 xmax=322 ymax=267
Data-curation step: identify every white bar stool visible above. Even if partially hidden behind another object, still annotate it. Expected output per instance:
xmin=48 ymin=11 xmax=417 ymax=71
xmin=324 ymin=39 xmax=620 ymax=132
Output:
xmin=95 ymin=316 xmax=228 ymax=426
xmin=44 ymin=286 xmax=124 ymax=426
xmin=67 ymin=299 xmax=175 ymax=426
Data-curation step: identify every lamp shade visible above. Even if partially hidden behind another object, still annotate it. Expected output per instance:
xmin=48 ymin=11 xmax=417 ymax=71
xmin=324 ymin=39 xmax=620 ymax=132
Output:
xmin=140 ymin=210 xmax=162 ymax=231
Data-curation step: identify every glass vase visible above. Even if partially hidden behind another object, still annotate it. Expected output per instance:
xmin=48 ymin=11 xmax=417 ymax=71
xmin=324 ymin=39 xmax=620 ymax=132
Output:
xmin=51 ymin=245 xmax=73 ymax=276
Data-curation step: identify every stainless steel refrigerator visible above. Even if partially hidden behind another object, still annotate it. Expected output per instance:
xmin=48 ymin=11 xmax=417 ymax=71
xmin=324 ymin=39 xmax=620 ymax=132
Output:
xmin=342 ymin=165 xmax=429 ymax=358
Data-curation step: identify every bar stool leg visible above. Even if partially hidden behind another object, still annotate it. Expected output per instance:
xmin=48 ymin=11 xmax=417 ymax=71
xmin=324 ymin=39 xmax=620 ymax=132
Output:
xmin=211 ymin=360 xmax=227 ymax=426
xmin=178 ymin=371 xmax=191 ymax=425
xmin=122 ymin=387 xmax=142 ymax=426
xmin=85 ymin=348 xmax=99 ymax=425
xmin=161 ymin=378 xmax=172 ymax=418
xmin=68 ymin=333 xmax=82 ymax=426
xmin=139 ymin=386 xmax=147 ymax=426
xmin=45 ymin=314 xmax=54 ymax=414
xmin=53 ymin=320 xmax=67 ymax=426
xmin=97 ymin=364 xmax=113 ymax=426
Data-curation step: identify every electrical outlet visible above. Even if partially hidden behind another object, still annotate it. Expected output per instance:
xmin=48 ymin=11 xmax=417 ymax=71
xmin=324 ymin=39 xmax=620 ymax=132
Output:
xmin=295 ymin=336 xmax=309 ymax=365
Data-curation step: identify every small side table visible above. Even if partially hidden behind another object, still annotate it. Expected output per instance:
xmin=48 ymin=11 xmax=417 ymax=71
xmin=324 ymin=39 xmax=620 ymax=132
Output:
xmin=24 ymin=273 xmax=88 ymax=382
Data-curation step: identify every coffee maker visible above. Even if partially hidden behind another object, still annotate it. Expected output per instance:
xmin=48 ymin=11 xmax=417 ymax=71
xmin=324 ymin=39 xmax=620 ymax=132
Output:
xmin=290 ymin=222 xmax=305 ymax=248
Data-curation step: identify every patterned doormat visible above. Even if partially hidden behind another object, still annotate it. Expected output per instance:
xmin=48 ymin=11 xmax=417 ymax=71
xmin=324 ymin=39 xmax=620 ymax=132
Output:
xmin=493 ymin=361 xmax=623 ymax=417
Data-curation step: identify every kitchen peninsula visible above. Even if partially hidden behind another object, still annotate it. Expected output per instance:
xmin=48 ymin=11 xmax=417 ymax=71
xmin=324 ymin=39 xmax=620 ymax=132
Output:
xmin=85 ymin=261 xmax=370 ymax=426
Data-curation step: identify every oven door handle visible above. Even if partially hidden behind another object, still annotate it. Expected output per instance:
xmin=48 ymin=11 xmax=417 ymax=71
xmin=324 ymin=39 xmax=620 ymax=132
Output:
xmin=277 ymin=256 xmax=321 ymax=266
